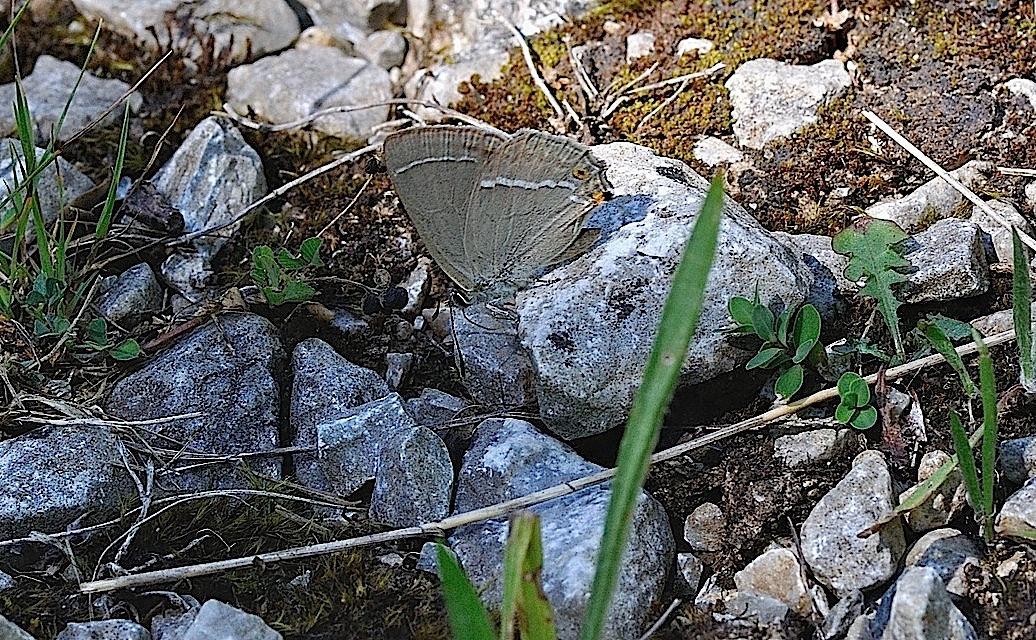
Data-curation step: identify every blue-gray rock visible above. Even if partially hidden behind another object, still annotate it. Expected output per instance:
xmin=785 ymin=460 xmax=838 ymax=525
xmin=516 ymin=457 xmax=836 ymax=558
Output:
xmin=0 ymin=55 xmax=142 ymax=143
xmin=801 ymin=450 xmax=905 ymax=594
xmin=225 ymin=47 xmax=391 ymax=141
xmin=996 ymin=477 xmax=1036 ymax=539
xmin=56 ymin=619 xmax=151 ymax=640
xmin=290 ymin=338 xmax=388 ymax=489
xmin=154 ymin=117 xmax=267 ymax=266
xmin=96 ymin=262 xmax=163 ymax=327
xmin=0 ymin=615 xmax=36 ymax=640
xmin=900 ymin=219 xmax=989 ymax=303
xmin=517 ymin=142 xmax=820 ymax=439
xmin=865 ymin=567 xmax=976 ymax=640
xmin=0 ymin=423 xmax=134 ymax=540
xmin=725 ymin=58 xmax=850 ymax=150
xmin=905 ymin=528 xmax=982 ymax=598
xmin=454 ymin=302 xmax=535 ymax=408
xmin=104 ymin=313 xmax=284 ymax=492
xmin=406 ymin=387 xmax=465 ymax=429
xmin=998 ymin=436 xmax=1036 ymax=486
xmin=449 ymin=418 xmax=672 ymax=640
xmin=71 ymin=0 xmax=299 ymax=63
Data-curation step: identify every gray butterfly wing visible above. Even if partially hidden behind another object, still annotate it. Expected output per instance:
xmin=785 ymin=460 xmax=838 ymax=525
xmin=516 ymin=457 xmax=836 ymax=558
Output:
xmin=383 ymin=126 xmax=509 ymax=293
xmin=463 ymin=130 xmax=609 ymax=288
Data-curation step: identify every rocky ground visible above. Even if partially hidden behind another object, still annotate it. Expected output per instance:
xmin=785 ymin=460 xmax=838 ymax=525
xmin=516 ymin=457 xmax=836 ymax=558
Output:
xmin=1 ymin=0 xmax=1036 ymax=638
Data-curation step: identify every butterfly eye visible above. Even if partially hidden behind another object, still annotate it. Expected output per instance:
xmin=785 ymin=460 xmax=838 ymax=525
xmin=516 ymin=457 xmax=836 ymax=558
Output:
xmin=572 ymin=166 xmax=590 ymax=180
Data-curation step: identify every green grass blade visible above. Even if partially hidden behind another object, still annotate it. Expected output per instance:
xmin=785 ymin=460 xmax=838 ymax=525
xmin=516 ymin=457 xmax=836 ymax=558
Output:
xmin=949 ymin=409 xmax=982 ymax=520
xmin=974 ymin=329 xmax=998 ymax=540
xmin=500 ymin=513 xmax=533 ymax=640
xmin=97 ymin=102 xmax=131 ymax=238
xmin=437 ymin=543 xmax=496 ymax=640
xmin=1013 ymin=228 xmax=1035 ymax=391
xmin=508 ymin=513 xmax=556 ymax=640
xmin=579 ymin=177 xmax=723 ymax=640
xmin=919 ymin=319 xmax=975 ymax=396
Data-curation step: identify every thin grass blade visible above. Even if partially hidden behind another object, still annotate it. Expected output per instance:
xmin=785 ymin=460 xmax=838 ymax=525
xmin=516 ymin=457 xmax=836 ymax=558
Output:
xmin=974 ymin=329 xmax=997 ymax=540
xmin=437 ymin=543 xmax=496 ymax=640
xmin=579 ymin=177 xmax=723 ymax=640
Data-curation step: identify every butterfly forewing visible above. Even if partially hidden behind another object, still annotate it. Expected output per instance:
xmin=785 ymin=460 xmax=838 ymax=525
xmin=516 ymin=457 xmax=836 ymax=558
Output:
xmin=463 ymin=130 xmax=609 ymax=288
xmin=383 ymin=126 xmax=509 ymax=292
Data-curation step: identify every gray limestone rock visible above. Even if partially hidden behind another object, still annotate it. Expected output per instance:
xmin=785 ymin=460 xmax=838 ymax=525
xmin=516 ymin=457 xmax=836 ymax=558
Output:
xmin=96 ymin=262 xmax=163 ymax=327
xmin=225 ymin=47 xmax=392 ymax=141
xmin=801 ymin=450 xmax=905 ymax=594
xmin=725 ymin=58 xmax=850 ymax=150
xmin=104 ymin=313 xmax=285 ymax=491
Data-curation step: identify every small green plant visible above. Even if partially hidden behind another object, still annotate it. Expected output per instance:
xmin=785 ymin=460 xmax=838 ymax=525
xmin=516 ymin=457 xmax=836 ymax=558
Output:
xmin=834 ymin=371 xmax=877 ymax=430
xmin=832 ymin=218 xmax=912 ymax=362
xmin=1012 ymin=227 xmax=1036 ymax=393
xmin=249 ymin=237 xmax=323 ymax=305
xmin=948 ymin=330 xmax=998 ymax=541
xmin=918 ymin=315 xmax=978 ymax=398
xmin=79 ymin=317 xmax=141 ymax=361
xmin=725 ymin=294 xmax=824 ymax=399
xmin=437 ymin=512 xmax=557 ymax=640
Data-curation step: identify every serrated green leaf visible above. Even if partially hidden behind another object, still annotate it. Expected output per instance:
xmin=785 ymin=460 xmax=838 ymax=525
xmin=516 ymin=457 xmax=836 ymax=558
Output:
xmin=263 ymin=287 xmax=285 ymax=306
xmin=275 ymin=248 xmax=305 ymax=270
xmin=728 ymin=296 xmax=755 ymax=325
xmin=109 ymin=338 xmax=140 ymax=360
xmin=926 ymin=313 xmax=975 ymax=342
xmin=747 ymin=347 xmax=785 ymax=369
xmin=832 ymin=218 xmax=911 ymax=359
xmin=852 ymin=405 xmax=878 ymax=430
xmin=775 ymin=364 xmax=804 ymax=399
xmin=300 ymin=236 xmax=324 ymax=266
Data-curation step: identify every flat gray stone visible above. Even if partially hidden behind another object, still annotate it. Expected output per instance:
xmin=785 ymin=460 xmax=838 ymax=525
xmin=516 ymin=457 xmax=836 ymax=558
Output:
xmin=734 ymin=547 xmax=811 ymax=616
xmin=0 ymin=55 xmax=142 ymax=143
xmin=801 ymin=450 xmax=905 ymax=594
xmin=692 ymin=136 xmax=744 ymax=166
xmin=454 ymin=302 xmax=535 ymax=408
xmin=226 ymin=46 xmax=391 ymax=141
xmin=871 ymin=567 xmax=976 ymax=640
xmin=725 ymin=58 xmax=850 ymax=150
xmin=450 ymin=418 xmax=672 ymax=640
xmin=0 ymin=616 xmax=33 ymax=640
xmin=0 ymin=423 xmax=134 ymax=540
xmin=905 ymin=528 xmax=982 ymax=597
xmin=683 ymin=502 xmax=727 ymax=552
xmin=370 ymin=423 xmax=453 ymax=526
xmin=774 ymin=426 xmax=857 ymax=468
xmin=166 ymin=600 xmax=281 ymax=640
xmin=104 ymin=313 xmax=284 ymax=492
xmin=71 ymin=0 xmax=299 ymax=63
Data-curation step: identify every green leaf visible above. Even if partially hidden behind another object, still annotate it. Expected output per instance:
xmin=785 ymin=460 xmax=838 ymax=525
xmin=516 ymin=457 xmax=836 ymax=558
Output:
xmin=848 ymin=375 xmax=870 ymax=406
xmin=776 ymin=308 xmax=792 ymax=346
xmin=1013 ymin=227 xmax=1035 ymax=392
xmin=275 ymin=248 xmax=306 ymax=270
xmin=919 ymin=319 xmax=975 ymax=397
xmin=851 ymin=405 xmax=878 ymax=430
xmin=263 ymin=287 xmax=285 ymax=306
xmin=975 ymin=329 xmax=998 ymax=541
xmin=747 ymin=347 xmax=786 ymax=370
xmin=834 ymin=401 xmax=855 ymax=424
xmin=790 ymin=304 xmax=821 ymax=363
xmin=775 ymin=364 xmax=804 ymax=399
xmin=926 ymin=313 xmax=975 ymax=342
xmin=837 ymin=371 xmax=863 ymax=396
xmin=300 ymin=236 xmax=324 ymax=266
xmin=109 ymin=338 xmax=140 ymax=360
xmin=949 ymin=408 xmax=983 ymax=521
xmin=279 ymin=279 xmax=317 ymax=304
xmin=436 ymin=544 xmax=495 ymax=640
xmin=251 ymin=246 xmax=280 ymax=288
xmin=580 ymin=176 xmax=722 ymax=640
xmin=86 ymin=317 xmax=108 ymax=347
xmin=728 ymin=296 xmax=754 ymax=326
xmin=751 ymin=304 xmax=776 ymax=343
xmin=832 ymin=218 xmax=911 ymax=359
xmin=502 ymin=512 xmax=557 ymax=640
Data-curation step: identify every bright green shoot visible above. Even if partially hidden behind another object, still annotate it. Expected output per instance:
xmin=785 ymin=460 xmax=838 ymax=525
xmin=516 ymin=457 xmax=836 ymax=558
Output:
xmin=834 ymin=371 xmax=877 ymax=430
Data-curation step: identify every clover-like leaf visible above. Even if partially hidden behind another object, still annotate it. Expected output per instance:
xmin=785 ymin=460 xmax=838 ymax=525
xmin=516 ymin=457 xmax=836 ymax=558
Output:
xmin=851 ymin=405 xmax=878 ymax=430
